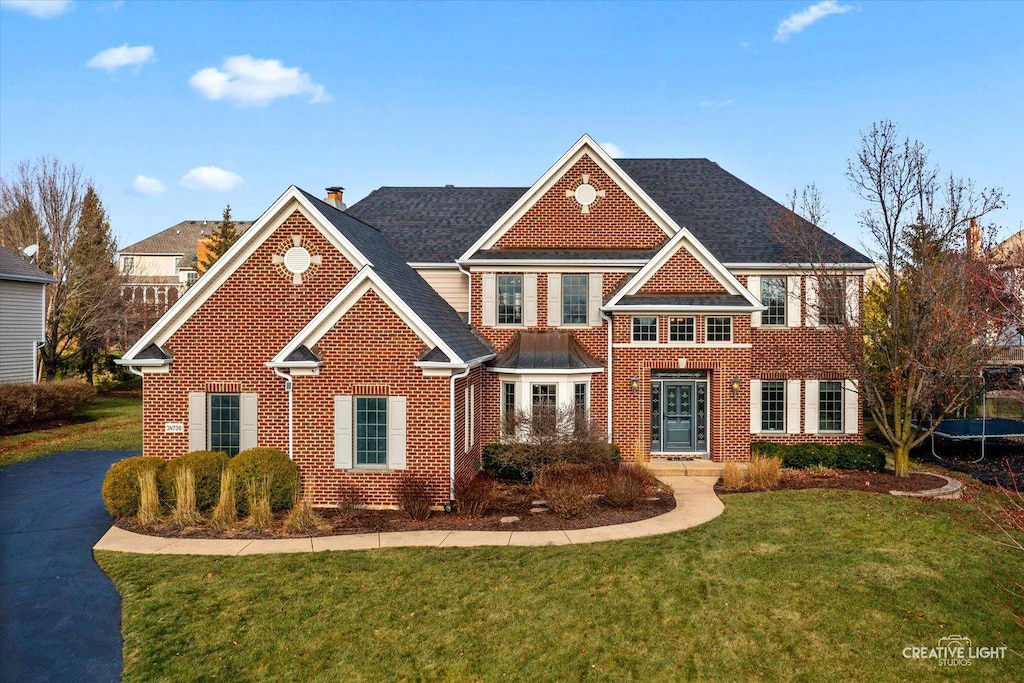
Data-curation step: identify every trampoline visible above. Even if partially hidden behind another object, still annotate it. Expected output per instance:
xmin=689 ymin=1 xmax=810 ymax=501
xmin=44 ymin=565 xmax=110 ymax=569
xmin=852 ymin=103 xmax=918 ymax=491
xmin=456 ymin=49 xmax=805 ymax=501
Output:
xmin=929 ymin=417 xmax=1024 ymax=463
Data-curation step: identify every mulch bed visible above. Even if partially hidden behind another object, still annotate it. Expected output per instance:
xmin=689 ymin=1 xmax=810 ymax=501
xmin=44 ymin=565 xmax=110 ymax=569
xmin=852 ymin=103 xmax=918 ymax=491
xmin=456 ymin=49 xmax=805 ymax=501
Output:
xmin=912 ymin=437 xmax=1024 ymax=488
xmin=716 ymin=469 xmax=949 ymax=495
xmin=116 ymin=482 xmax=677 ymax=539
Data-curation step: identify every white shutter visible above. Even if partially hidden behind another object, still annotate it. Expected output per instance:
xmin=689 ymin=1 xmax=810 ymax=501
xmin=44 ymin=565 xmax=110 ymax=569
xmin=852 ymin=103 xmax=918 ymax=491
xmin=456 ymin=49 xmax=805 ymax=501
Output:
xmin=805 ymin=277 xmax=819 ymax=327
xmin=787 ymin=277 xmax=802 ymax=328
xmin=845 ymin=277 xmax=860 ymax=325
xmin=240 ymin=393 xmax=258 ymax=451
xmin=748 ymin=276 xmax=761 ymax=328
xmin=388 ymin=396 xmax=407 ymax=470
xmin=786 ymin=379 xmax=801 ymax=434
xmin=188 ymin=392 xmax=206 ymax=452
xmin=481 ymin=273 xmax=496 ymax=326
xmin=750 ymin=379 xmax=761 ymax=433
xmin=524 ymin=273 xmax=538 ymax=327
xmin=804 ymin=380 xmax=819 ymax=434
xmin=547 ymin=273 xmax=561 ymax=327
xmin=334 ymin=396 xmax=353 ymax=469
xmin=588 ymin=273 xmax=602 ymax=327
xmin=844 ymin=379 xmax=859 ymax=434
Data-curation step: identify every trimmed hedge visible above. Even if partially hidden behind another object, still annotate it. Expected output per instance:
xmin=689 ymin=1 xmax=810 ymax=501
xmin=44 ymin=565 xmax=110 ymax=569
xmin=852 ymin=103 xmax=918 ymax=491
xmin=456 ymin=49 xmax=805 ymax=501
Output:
xmin=751 ymin=441 xmax=886 ymax=472
xmin=158 ymin=450 xmax=229 ymax=512
xmin=227 ymin=447 xmax=300 ymax=514
xmin=101 ymin=456 xmax=165 ymax=517
xmin=0 ymin=380 xmax=96 ymax=434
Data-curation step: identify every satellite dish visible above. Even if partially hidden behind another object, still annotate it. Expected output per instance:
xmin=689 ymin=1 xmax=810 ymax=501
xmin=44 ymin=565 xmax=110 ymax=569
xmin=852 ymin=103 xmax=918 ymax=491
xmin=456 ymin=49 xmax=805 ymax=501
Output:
xmin=21 ymin=244 xmax=39 ymax=259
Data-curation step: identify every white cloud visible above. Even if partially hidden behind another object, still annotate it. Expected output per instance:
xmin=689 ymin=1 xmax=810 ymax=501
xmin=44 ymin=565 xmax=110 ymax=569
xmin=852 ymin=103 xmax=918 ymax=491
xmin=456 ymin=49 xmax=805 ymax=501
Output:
xmin=131 ymin=175 xmax=165 ymax=196
xmin=0 ymin=0 xmax=70 ymax=18
xmin=87 ymin=44 xmax=155 ymax=72
xmin=774 ymin=1 xmax=853 ymax=43
xmin=188 ymin=55 xmax=330 ymax=106
xmin=180 ymin=167 xmax=244 ymax=192
xmin=600 ymin=142 xmax=625 ymax=158
xmin=739 ymin=41 xmax=753 ymax=50
xmin=699 ymin=99 xmax=734 ymax=109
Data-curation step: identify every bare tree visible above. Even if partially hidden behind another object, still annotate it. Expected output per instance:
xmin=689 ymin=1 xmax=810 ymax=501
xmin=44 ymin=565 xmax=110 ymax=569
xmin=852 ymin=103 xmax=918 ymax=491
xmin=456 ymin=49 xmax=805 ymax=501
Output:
xmin=779 ymin=120 xmax=1015 ymax=477
xmin=496 ymin=405 xmax=616 ymax=479
xmin=0 ymin=157 xmax=124 ymax=380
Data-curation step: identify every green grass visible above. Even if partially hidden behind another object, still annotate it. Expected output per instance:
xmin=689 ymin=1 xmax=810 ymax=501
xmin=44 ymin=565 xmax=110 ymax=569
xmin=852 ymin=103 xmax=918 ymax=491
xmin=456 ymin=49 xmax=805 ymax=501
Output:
xmin=0 ymin=396 xmax=142 ymax=466
xmin=97 ymin=490 xmax=1023 ymax=681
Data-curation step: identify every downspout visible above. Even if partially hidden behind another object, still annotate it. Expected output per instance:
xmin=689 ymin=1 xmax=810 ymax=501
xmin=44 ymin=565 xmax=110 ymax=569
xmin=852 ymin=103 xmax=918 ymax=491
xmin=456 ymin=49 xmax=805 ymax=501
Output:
xmin=601 ymin=310 xmax=614 ymax=444
xmin=457 ymin=262 xmax=472 ymax=325
xmin=449 ymin=364 xmax=472 ymax=502
xmin=272 ymin=367 xmax=294 ymax=460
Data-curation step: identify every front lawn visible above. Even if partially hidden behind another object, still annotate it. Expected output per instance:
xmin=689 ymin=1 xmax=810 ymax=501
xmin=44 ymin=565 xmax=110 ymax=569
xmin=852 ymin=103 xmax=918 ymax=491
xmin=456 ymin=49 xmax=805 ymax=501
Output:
xmin=98 ymin=489 xmax=1023 ymax=681
xmin=0 ymin=395 xmax=142 ymax=467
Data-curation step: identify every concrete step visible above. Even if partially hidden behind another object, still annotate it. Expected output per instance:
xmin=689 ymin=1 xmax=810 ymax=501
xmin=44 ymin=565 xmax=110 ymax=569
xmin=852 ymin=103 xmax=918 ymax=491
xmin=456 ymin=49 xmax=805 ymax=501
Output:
xmin=645 ymin=460 xmax=726 ymax=477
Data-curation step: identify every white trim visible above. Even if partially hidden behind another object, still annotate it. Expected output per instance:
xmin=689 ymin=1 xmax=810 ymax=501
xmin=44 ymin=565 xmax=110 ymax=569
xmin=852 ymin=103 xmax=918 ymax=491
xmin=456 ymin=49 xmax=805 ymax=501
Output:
xmin=612 ymin=342 xmax=753 ymax=349
xmin=271 ymin=267 xmax=462 ymax=366
xmin=122 ymin=187 xmax=370 ymax=362
xmin=605 ymin=228 xmax=762 ymax=309
xmin=409 ymin=263 xmax=461 ymax=269
xmin=747 ymin=275 xmax=761 ymax=328
xmin=604 ymin=304 xmax=760 ymax=313
xmin=460 ymin=259 xmax=649 ymax=268
xmin=485 ymin=366 xmax=604 ymax=375
xmin=459 ymin=135 xmax=676 ymax=260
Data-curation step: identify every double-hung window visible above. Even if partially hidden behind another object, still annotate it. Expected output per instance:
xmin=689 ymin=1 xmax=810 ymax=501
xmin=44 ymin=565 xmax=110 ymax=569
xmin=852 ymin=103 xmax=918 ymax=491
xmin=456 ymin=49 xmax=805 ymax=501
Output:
xmin=760 ymin=381 xmax=785 ymax=432
xmin=632 ymin=316 xmax=658 ymax=342
xmin=497 ymin=275 xmax=523 ymax=325
xmin=208 ymin=393 xmax=241 ymax=456
xmin=818 ymin=276 xmax=846 ymax=327
xmin=761 ymin=277 xmax=787 ymax=326
xmin=561 ymin=274 xmax=588 ymax=325
xmin=355 ymin=397 xmax=388 ymax=466
xmin=706 ymin=316 xmax=732 ymax=343
xmin=502 ymin=382 xmax=517 ymax=437
xmin=818 ymin=381 xmax=843 ymax=432
xmin=573 ymin=382 xmax=588 ymax=433
xmin=669 ymin=317 xmax=695 ymax=342
xmin=531 ymin=384 xmax=557 ymax=433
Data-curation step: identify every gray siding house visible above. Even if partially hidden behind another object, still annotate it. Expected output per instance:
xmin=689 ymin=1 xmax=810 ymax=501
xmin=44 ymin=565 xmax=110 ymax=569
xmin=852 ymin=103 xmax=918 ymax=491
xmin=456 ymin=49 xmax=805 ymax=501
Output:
xmin=0 ymin=246 xmax=53 ymax=384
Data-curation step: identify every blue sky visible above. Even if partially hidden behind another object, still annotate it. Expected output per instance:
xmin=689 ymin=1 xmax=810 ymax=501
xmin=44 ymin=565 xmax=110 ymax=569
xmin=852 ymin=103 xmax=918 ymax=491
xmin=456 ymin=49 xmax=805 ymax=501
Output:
xmin=1 ymin=0 xmax=1021 ymax=252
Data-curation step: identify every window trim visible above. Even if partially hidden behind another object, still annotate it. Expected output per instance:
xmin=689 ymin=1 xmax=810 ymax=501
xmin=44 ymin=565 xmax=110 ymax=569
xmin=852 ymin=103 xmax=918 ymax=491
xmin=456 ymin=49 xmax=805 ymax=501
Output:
xmin=669 ymin=316 xmax=695 ymax=342
xmin=705 ymin=316 xmax=733 ymax=343
xmin=496 ymin=273 xmax=524 ymax=326
xmin=632 ymin=316 xmax=659 ymax=342
xmin=760 ymin=380 xmax=785 ymax=433
xmin=354 ymin=396 xmax=389 ymax=468
xmin=207 ymin=392 xmax=240 ymax=456
xmin=561 ymin=273 xmax=589 ymax=326
xmin=761 ymin=276 xmax=787 ymax=327
xmin=818 ymin=380 xmax=844 ymax=433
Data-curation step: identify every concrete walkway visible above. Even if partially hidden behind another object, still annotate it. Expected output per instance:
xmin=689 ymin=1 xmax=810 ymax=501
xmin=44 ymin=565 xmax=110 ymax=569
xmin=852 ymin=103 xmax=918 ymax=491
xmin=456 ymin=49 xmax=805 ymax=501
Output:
xmin=1 ymin=450 xmax=126 ymax=683
xmin=94 ymin=475 xmax=724 ymax=555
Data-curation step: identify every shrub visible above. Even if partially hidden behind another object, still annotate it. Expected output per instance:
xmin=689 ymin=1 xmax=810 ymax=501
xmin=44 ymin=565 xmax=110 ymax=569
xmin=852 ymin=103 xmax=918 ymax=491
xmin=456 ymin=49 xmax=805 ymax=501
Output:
xmin=747 ymin=454 xmax=782 ymax=490
xmin=836 ymin=444 xmax=886 ymax=472
xmin=539 ymin=463 xmax=595 ymax=518
xmin=136 ymin=468 xmax=162 ymax=526
xmin=720 ymin=462 xmax=746 ymax=490
xmin=750 ymin=441 xmax=788 ymax=459
xmin=170 ymin=467 xmax=203 ymax=527
xmin=336 ymin=483 xmax=363 ymax=523
xmin=0 ymin=380 xmax=96 ymax=434
xmin=454 ymin=471 xmax=495 ymax=517
xmin=284 ymin=496 xmax=327 ymax=533
xmin=158 ymin=450 xmax=229 ymax=512
xmin=397 ymin=472 xmax=434 ymax=521
xmin=210 ymin=468 xmax=238 ymax=531
xmin=245 ymin=476 xmax=274 ymax=529
xmin=227 ymin=448 xmax=299 ymax=514
xmin=482 ymin=444 xmax=530 ymax=481
xmin=603 ymin=464 xmax=658 ymax=508
xmin=102 ymin=456 xmax=165 ymax=517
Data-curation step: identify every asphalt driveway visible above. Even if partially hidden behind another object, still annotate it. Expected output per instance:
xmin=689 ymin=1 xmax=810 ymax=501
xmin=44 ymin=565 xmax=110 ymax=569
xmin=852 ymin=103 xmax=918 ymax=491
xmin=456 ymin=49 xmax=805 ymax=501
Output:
xmin=1 ymin=450 xmax=129 ymax=683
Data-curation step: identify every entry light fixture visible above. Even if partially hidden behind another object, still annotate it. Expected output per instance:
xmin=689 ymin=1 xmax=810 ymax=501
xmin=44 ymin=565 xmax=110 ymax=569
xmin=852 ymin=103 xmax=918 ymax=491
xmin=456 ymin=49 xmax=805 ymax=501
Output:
xmin=630 ymin=376 xmax=640 ymax=392
xmin=730 ymin=376 xmax=742 ymax=396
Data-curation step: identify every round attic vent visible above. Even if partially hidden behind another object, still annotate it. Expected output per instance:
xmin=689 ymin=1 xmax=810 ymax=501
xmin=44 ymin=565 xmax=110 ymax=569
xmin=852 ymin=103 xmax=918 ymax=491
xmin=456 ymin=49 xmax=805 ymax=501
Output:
xmin=283 ymin=246 xmax=311 ymax=274
xmin=574 ymin=183 xmax=597 ymax=206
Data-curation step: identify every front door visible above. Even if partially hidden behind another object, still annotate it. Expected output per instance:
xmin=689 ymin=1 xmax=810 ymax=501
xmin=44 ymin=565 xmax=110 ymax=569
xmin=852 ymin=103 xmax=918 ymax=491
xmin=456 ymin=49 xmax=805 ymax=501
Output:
xmin=651 ymin=371 xmax=709 ymax=455
xmin=663 ymin=382 xmax=694 ymax=451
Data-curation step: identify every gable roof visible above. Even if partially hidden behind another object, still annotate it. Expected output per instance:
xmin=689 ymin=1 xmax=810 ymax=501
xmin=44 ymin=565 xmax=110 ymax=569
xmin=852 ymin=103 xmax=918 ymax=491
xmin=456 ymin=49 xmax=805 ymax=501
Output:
xmin=121 ymin=219 xmax=255 ymax=256
xmin=346 ymin=156 xmax=870 ymax=267
xmin=0 ymin=245 xmax=54 ymax=284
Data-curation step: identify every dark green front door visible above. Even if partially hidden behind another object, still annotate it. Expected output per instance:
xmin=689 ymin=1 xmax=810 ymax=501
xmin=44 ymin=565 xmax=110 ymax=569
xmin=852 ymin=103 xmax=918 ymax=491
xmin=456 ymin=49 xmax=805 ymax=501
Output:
xmin=663 ymin=382 xmax=694 ymax=451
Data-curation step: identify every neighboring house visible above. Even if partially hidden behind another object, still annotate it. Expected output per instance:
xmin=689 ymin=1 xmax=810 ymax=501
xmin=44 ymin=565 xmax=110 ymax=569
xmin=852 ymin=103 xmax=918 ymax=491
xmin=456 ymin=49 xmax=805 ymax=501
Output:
xmin=0 ymin=245 xmax=54 ymax=384
xmin=118 ymin=136 xmax=870 ymax=508
xmin=119 ymin=219 xmax=254 ymax=314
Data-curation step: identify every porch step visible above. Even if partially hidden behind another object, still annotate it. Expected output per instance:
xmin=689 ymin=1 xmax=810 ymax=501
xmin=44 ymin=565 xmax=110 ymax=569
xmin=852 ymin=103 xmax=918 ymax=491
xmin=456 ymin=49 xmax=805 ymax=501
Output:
xmin=645 ymin=460 xmax=725 ymax=477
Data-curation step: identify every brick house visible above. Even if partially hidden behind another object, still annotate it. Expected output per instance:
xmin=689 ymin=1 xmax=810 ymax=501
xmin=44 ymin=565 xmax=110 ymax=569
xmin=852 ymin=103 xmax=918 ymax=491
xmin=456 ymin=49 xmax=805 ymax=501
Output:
xmin=119 ymin=136 xmax=871 ymax=507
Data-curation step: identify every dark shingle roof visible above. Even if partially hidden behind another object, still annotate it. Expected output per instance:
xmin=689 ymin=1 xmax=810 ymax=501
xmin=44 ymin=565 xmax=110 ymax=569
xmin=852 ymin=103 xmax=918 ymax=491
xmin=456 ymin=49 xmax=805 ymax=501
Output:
xmin=471 ymin=249 xmax=657 ymax=261
xmin=0 ymin=245 xmax=53 ymax=283
xmin=298 ymin=189 xmax=493 ymax=364
xmin=285 ymin=346 xmax=320 ymax=363
xmin=121 ymin=219 xmax=255 ymax=256
xmin=345 ymin=187 xmax=525 ymax=263
xmin=345 ymin=160 xmax=869 ymax=265
xmin=136 ymin=344 xmax=171 ymax=361
xmin=617 ymin=294 xmax=753 ymax=308
xmin=491 ymin=331 xmax=603 ymax=371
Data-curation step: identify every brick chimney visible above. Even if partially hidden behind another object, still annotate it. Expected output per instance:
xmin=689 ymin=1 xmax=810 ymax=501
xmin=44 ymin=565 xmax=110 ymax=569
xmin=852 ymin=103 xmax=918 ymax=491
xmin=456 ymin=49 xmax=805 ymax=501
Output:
xmin=325 ymin=186 xmax=346 ymax=210
xmin=967 ymin=217 xmax=981 ymax=257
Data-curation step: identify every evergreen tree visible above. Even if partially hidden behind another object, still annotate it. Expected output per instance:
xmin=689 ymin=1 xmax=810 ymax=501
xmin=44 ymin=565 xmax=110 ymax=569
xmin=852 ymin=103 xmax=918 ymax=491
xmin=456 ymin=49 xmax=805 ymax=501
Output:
xmin=198 ymin=205 xmax=238 ymax=274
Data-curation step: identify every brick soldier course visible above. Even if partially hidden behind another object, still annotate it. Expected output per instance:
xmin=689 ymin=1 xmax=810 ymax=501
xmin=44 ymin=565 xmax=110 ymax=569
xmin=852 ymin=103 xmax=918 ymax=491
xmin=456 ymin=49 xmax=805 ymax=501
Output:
xmin=120 ymin=135 xmax=871 ymax=508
